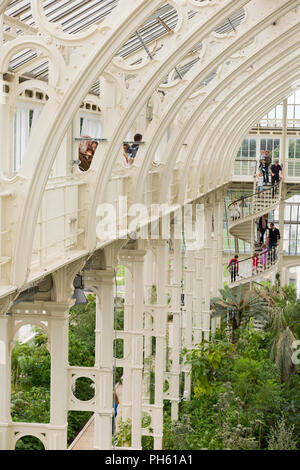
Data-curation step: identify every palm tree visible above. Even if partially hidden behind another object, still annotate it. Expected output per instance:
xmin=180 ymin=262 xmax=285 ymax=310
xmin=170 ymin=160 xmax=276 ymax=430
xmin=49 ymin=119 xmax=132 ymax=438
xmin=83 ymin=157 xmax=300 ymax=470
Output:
xmin=255 ymin=282 xmax=300 ymax=382
xmin=269 ymin=303 xmax=300 ymax=382
xmin=211 ymin=285 xmax=269 ymax=343
xmin=254 ymin=282 xmax=297 ymax=314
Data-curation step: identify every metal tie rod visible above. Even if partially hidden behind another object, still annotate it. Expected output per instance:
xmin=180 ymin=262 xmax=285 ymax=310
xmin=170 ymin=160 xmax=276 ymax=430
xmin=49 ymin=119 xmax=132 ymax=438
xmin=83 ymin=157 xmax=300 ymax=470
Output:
xmin=135 ymin=30 xmax=153 ymax=60
xmin=74 ymin=137 xmax=108 ymax=141
xmin=174 ymin=66 xmax=183 ymax=80
xmin=123 ymin=141 xmax=145 ymax=145
xmin=136 ymin=23 xmax=183 ymax=80
xmin=227 ymin=17 xmax=236 ymax=31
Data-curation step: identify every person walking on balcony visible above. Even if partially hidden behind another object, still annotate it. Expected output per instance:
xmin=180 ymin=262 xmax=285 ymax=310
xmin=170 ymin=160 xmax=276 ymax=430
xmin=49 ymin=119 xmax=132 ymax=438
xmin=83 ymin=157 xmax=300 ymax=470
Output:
xmin=258 ymin=214 xmax=269 ymax=244
xmin=228 ymin=254 xmax=239 ymax=282
xmin=270 ymin=160 xmax=282 ymax=196
xmin=267 ymin=223 xmax=280 ymax=264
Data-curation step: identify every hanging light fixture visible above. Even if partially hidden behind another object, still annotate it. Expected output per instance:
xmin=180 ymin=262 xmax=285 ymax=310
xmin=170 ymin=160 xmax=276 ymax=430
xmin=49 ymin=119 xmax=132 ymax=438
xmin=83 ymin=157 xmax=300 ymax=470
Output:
xmin=72 ymin=273 xmax=88 ymax=305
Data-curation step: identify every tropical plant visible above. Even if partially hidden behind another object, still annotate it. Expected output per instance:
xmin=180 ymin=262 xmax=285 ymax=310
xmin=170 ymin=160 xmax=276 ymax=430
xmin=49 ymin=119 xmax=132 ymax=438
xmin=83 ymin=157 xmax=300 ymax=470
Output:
xmin=184 ymin=339 xmax=235 ymax=398
xmin=211 ymin=285 xmax=269 ymax=343
xmin=267 ymin=415 xmax=297 ymax=450
xmin=113 ymin=418 xmax=132 ymax=447
xmin=255 ymin=282 xmax=297 ymax=313
xmin=214 ymin=382 xmax=259 ymax=450
xmin=268 ymin=306 xmax=300 ymax=382
xmin=165 ymin=415 xmax=194 ymax=450
xmin=256 ymin=283 xmax=300 ymax=382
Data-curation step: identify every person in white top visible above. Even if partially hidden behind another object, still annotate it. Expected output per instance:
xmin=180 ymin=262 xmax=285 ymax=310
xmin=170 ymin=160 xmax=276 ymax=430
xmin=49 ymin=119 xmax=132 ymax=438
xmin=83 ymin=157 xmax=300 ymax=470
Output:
xmin=257 ymin=171 xmax=264 ymax=193
xmin=229 ymin=201 xmax=241 ymax=220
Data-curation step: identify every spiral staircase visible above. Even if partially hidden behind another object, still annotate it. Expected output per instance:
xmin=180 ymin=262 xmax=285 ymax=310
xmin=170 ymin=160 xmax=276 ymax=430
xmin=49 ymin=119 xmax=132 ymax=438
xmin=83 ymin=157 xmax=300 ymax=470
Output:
xmin=227 ymin=182 xmax=281 ymax=287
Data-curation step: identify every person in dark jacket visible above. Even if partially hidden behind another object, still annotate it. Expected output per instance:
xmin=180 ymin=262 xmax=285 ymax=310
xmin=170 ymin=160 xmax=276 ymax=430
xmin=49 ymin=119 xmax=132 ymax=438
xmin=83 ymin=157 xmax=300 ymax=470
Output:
xmin=270 ymin=160 xmax=282 ymax=196
xmin=267 ymin=223 xmax=280 ymax=264
xmin=258 ymin=214 xmax=269 ymax=244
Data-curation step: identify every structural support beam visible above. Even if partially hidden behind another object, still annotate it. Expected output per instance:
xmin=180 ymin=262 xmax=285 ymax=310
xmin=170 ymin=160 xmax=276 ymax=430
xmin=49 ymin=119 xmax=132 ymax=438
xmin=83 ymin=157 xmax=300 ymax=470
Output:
xmin=85 ymin=269 xmax=115 ymax=450
xmin=0 ymin=315 xmax=12 ymax=450
xmin=49 ymin=303 xmax=69 ymax=449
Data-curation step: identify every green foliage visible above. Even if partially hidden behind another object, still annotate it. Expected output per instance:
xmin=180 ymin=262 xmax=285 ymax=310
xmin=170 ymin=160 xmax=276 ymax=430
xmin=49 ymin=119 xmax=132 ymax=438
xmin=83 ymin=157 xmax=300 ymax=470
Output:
xmin=213 ymin=382 xmax=259 ymax=450
xmin=164 ymin=322 xmax=299 ymax=450
xmin=142 ymin=436 xmax=154 ymax=450
xmin=256 ymin=283 xmax=300 ymax=382
xmin=15 ymin=435 xmax=45 ymax=450
xmin=11 ymin=296 xmax=98 ymax=449
xmin=113 ymin=418 xmax=132 ymax=447
xmin=184 ymin=340 xmax=235 ymax=398
xmin=11 ymin=387 xmax=50 ymax=423
xmin=211 ymin=285 xmax=268 ymax=342
xmin=11 ymin=337 xmax=50 ymax=389
xmin=267 ymin=415 xmax=297 ymax=450
xmin=164 ymin=415 xmax=194 ymax=450
xmin=69 ymin=294 xmax=96 ymax=363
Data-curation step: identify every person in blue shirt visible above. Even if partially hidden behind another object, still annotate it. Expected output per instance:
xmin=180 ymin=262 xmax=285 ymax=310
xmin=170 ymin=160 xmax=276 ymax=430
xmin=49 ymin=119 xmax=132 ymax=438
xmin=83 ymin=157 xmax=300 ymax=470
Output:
xmin=112 ymin=390 xmax=119 ymax=435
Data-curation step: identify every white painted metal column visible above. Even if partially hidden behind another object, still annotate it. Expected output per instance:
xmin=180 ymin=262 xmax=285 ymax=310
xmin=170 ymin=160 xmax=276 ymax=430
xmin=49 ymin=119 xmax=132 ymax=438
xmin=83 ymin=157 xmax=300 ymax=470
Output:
xmin=49 ymin=303 xmax=70 ymax=450
xmin=131 ymin=250 xmax=146 ymax=449
xmin=143 ymin=248 xmax=154 ymax=404
xmin=213 ymin=191 xmax=225 ymax=330
xmin=0 ymin=315 xmax=12 ymax=450
xmin=93 ymin=270 xmax=115 ymax=450
xmin=153 ymin=240 xmax=168 ymax=450
xmin=170 ymin=238 xmax=181 ymax=421
xmin=203 ymin=201 xmax=213 ymax=341
xmin=121 ymin=266 xmax=133 ymax=422
xmin=182 ymin=248 xmax=195 ymax=401
xmin=194 ymin=248 xmax=204 ymax=346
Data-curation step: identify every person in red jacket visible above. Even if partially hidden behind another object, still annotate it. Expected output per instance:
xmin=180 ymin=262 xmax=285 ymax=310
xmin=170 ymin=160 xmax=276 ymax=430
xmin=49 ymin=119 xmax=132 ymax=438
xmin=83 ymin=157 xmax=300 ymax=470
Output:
xmin=228 ymin=254 xmax=239 ymax=282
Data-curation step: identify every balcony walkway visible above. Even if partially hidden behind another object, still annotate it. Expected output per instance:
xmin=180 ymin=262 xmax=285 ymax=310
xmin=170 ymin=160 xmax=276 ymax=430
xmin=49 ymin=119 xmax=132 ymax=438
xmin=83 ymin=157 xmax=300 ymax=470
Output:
xmin=69 ymin=383 xmax=123 ymax=451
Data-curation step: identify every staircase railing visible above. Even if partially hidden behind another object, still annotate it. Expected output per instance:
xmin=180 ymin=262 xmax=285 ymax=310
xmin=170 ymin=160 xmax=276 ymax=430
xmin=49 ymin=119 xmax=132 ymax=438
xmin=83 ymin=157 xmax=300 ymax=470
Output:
xmin=228 ymin=181 xmax=281 ymax=222
xmin=226 ymin=181 xmax=281 ymax=286
xmin=226 ymin=246 xmax=278 ymax=285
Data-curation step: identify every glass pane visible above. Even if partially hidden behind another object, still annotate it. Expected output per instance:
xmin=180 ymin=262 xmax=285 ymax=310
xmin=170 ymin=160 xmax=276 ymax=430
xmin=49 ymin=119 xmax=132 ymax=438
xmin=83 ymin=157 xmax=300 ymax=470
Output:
xmin=275 ymin=105 xmax=283 ymax=119
xmin=296 ymin=140 xmax=300 ymax=158
xmin=250 ymin=139 xmax=256 ymax=157
xmin=291 ymin=205 xmax=298 ymax=222
xmin=284 ymin=205 xmax=291 ymax=220
xmin=260 ymin=139 xmax=266 ymax=150
xmin=288 ymin=139 xmax=295 ymax=158
xmin=287 ymin=105 xmax=294 ymax=119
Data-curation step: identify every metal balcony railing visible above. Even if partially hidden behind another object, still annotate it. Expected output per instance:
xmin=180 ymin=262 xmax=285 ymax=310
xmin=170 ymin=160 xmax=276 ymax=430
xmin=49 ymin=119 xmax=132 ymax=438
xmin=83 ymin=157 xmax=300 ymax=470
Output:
xmin=228 ymin=182 xmax=281 ymax=222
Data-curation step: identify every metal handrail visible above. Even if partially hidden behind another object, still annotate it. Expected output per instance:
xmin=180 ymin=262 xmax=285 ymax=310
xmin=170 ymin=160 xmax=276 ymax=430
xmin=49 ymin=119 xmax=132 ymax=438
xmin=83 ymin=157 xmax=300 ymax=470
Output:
xmin=226 ymin=246 xmax=279 ymax=286
xmin=225 ymin=245 xmax=278 ymax=269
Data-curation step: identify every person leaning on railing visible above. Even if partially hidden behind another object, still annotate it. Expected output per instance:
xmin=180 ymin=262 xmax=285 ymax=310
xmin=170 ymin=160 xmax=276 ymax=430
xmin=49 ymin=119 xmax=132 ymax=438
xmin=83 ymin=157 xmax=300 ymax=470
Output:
xmin=126 ymin=133 xmax=143 ymax=166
